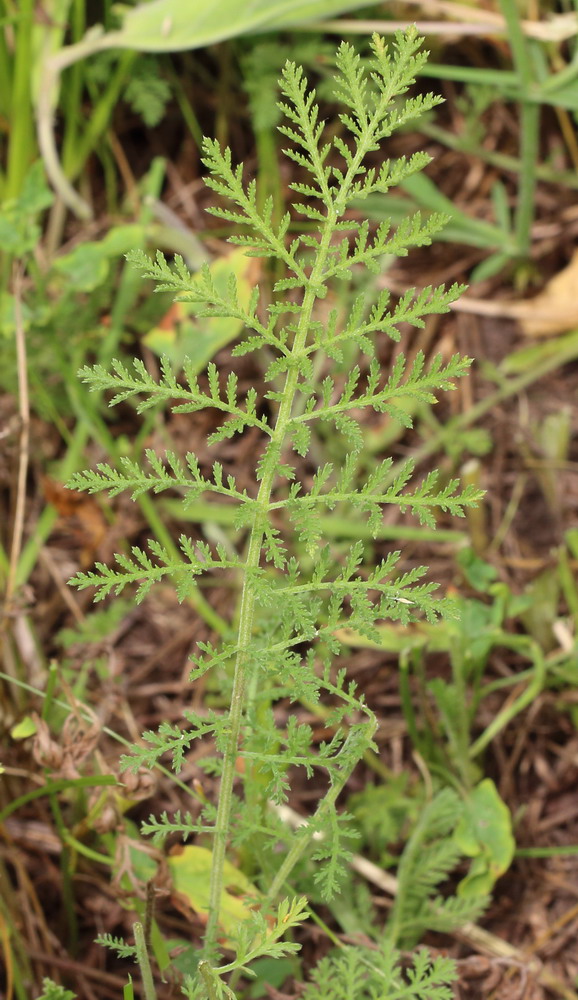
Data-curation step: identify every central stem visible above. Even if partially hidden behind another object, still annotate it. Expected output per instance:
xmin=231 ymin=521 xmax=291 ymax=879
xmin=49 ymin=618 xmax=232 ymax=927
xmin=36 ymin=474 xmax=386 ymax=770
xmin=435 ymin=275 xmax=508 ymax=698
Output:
xmin=202 ymin=83 xmax=391 ymax=960
xmin=202 ymin=217 xmax=337 ymax=958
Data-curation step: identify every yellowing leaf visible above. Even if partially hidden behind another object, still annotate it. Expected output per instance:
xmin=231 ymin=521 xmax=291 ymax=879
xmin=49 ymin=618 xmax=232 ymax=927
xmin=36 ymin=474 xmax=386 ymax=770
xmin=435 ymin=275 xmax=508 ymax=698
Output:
xmin=11 ymin=716 xmax=38 ymax=740
xmin=143 ymin=248 xmax=254 ymax=371
xmin=168 ymin=845 xmax=261 ymax=943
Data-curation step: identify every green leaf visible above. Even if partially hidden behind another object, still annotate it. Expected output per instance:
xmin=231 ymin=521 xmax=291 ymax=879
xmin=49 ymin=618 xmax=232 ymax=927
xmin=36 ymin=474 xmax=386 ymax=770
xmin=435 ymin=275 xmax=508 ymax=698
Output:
xmin=0 ymin=292 xmax=33 ymax=338
xmin=34 ymin=980 xmax=77 ymax=1000
xmin=302 ymin=942 xmax=457 ymax=1000
xmin=53 ymin=242 xmax=110 ymax=292
xmin=0 ymin=161 xmax=54 ymax=256
xmin=454 ymin=779 xmax=515 ymax=897
xmin=457 ymin=548 xmax=498 ymax=593
xmin=106 ymin=0 xmax=373 ymax=53
xmin=247 ymin=957 xmax=295 ymax=998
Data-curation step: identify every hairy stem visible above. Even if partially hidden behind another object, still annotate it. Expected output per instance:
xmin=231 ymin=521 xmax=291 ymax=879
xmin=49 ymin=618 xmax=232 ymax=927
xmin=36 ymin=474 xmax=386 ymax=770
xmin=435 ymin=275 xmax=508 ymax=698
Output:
xmin=134 ymin=922 xmax=157 ymax=1000
xmin=203 ymin=244 xmax=328 ymax=957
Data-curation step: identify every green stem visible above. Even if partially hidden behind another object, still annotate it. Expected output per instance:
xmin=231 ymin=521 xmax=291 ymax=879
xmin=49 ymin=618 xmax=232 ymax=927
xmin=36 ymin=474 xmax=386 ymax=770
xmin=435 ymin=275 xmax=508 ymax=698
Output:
xmin=468 ymin=639 xmax=545 ymax=759
xmin=517 ymin=844 xmax=578 ymax=858
xmin=60 ymin=0 xmax=85 ymax=174
xmin=49 ymin=794 xmax=78 ymax=953
xmin=41 ymin=662 xmax=58 ymax=721
xmin=499 ymin=0 xmax=533 ymax=90
xmin=69 ymin=49 xmax=137 ymax=180
xmin=515 ymin=100 xmax=540 ymax=255
xmin=499 ymin=0 xmax=539 ymax=257
xmin=16 ymin=421 xmax=90 ymax=587
xmin=134 ymin=922 xmax=157 ymax=1000
xmin=263 ymin=728 xmax=375 ymax=906
xmin=61 ymin=831 xmax=115 ymax=867
xmin=0 ymin=774 xmax=118 ymax=822
xmin=202 ymin=255 xmax=323 ymax=958
xmin=5 ymin=0 xmax=34 ymax=199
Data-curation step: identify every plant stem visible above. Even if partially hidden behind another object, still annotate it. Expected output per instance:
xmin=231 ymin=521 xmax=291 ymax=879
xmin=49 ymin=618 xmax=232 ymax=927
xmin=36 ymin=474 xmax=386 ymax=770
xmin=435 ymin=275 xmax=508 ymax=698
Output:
xmin=499 ymin=0 xmax=539 ymax=257
xmin=263 ymin=728 xmax=375 ymax=906
xmin=515 ymin=100 xmax=540 ymax=255
xmin=4 ymin=265 xmax=29 ymax=614
xmin=499 ymin=0 xmax=532 ymax=91
xmin=134 ymin=922 xmax=157 ymax=1000
xmin=5 ymin=0 xmax=34 ymax=199
xmin=468 ymin=639 xmax=545 ymax=758
xmin=202 ymin=240 xmax=326 ymax=957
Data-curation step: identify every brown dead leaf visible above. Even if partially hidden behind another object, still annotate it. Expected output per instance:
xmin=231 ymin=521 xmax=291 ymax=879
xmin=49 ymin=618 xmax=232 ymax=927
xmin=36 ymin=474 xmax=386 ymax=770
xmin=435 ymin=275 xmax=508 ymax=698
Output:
xmin=31 ymin=712 xmax=101 ymax=778
xmin=156 ymin=301 xmax=185 ymax=331
xmin=42 ymin=476 xmax=107 ymax=564
xmin=447 ymin=249 xmax=578 ymax=337
xmin=519 ymin=249 xmax=578 ymax=337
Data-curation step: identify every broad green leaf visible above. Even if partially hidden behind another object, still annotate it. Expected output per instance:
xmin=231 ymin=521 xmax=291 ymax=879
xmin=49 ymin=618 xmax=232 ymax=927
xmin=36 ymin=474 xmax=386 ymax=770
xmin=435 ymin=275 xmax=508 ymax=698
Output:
xmin=100 ymin=818 xmax=157 ymax=885
xmin=106 ymin=0 xmax=371 ymax=53
xmin=143 ymin=248 xmax=253 ymax=371
xmin=168 ymin=844 xmax=261 ymax=942
xmin=567 ymin=528 xmax=578 ymax=560
xmin=162 ymin=938 xmax=199 ymax=977
xmin=457 ymin=548 xmax=498 ymax=593
xmin=53 ymin=242 xmax=110 ymax=292
xmin=454 ymin=779 xmax=515 ymax=897
xmin=520 ymin=567 xmax=560 ymax=652
xmin=52 ymin=223 xmax=208 ymax=293
xmin=0 ymin=161 xmax=54 ymax=256
xmin=247 ymin=957 xmax=295 ymax=998
xmin=500 ymin=328 xmax=578 ymax=376
xmin=0 ymin=292 xmax=33 ymax=338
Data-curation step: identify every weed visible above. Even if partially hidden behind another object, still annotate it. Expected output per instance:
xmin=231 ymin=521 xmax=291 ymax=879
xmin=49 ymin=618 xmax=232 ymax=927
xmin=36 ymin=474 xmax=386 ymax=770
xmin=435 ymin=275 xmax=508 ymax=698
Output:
xmin=68 ymin=29 xmax=483 ymax=998
xmin=301 ymin=942 xmax=457 ymax=1000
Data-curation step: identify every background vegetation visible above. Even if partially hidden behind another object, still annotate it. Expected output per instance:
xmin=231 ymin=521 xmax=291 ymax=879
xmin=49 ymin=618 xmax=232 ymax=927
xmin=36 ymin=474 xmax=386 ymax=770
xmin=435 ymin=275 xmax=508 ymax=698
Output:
xmin=1 ymin=1 xmax=578 ymax=998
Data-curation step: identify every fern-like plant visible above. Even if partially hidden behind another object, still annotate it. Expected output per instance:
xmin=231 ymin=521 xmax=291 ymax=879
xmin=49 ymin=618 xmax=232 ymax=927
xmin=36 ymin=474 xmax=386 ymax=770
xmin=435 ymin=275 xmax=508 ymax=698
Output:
xmin=301 ymin=943 xmax=458 ymax=1000
xmin=69 ymin=28 xmax=482 ymax=999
